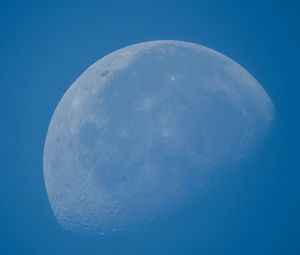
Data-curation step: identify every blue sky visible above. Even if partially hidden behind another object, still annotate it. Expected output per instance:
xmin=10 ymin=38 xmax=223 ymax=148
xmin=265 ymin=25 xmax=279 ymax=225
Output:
xmin=1 ymin=0 xmax=299 ymax=254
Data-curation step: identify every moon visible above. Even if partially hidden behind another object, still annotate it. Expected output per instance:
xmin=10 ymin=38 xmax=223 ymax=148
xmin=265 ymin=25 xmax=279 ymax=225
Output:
xmin=43 ymin=40 xmax=274 ymax=233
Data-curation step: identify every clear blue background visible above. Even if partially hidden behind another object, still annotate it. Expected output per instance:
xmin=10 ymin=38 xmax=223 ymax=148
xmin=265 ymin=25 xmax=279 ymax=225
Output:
xmin=1 ymin=0 xmax=299 ymax=254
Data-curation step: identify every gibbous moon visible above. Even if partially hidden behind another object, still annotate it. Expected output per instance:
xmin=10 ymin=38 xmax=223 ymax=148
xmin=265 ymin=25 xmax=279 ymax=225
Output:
xmin=44 ymin=40 xmax=274 ymax=233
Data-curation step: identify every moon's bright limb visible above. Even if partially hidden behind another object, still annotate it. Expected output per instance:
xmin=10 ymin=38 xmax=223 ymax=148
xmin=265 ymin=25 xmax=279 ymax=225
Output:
xmin=43 ymin=40 xmax=274 ymax=233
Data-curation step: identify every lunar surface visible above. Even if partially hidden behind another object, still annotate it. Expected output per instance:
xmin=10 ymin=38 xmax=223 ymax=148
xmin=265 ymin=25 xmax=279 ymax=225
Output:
xmin=43 ymin=40 xmax=274 ymax=233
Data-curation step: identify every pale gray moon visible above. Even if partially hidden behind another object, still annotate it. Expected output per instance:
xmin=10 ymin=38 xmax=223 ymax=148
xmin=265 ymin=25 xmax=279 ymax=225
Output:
xmin=43 ymin=40 xmax=274 ymax=233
